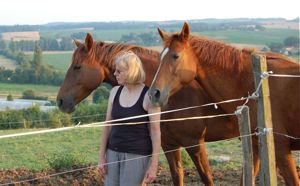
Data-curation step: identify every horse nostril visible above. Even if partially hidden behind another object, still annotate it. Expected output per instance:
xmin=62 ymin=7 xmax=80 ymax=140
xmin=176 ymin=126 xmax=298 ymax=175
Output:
xmin=57 ymin=99 xmax=63 ymax=107
xmin=154 ymin=89 xmax=161 ymax=100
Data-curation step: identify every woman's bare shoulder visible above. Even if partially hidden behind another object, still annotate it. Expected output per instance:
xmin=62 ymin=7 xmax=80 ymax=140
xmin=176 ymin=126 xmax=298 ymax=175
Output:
xmin=108 ymin=86 xmax=121 ymax=102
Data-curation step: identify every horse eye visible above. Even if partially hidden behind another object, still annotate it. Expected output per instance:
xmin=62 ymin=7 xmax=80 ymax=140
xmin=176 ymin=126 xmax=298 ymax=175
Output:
xmin=172 ymin=53 xmax=179 ymax=60
xmin=73 ymin=65 xmax=81 ymax=70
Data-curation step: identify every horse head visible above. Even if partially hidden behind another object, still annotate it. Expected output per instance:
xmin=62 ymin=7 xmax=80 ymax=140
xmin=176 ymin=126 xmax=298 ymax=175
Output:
xmin=57 ymin=33 xmax=106 ymax=113
xmin=149 ymin=22 xmax=198 ymax=107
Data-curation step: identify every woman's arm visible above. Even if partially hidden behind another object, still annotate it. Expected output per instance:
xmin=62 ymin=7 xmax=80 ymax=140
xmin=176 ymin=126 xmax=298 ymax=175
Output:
xmin=98 ymin=86 xmax=118 ymax=174
xmin=143 ymin=92 xmax=161 ymax=183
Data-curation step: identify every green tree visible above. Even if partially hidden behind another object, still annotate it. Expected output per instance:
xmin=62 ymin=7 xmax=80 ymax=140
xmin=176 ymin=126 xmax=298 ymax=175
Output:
xmin=8 ymin=40 xmax=16 ymax=52
xmin=255 ymin=24 xmax=266 ymax=31
xmin=93 ymin=86 xmax=110 ymax=104
xmin=7 ymin=94 xmax=13 ymax=101
xmin=284 ymin=36 xmax=300 ymax=47
xmin=0 ymin=40 xmax=6 ymax=50
xmin=32 ymin=42 xmax=43 ymax=69
xmin=268 ymin=42 xmax=283 ymax=53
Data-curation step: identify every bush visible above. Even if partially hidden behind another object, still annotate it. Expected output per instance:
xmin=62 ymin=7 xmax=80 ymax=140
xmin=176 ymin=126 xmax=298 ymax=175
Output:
xmin=7 ymin=94 xmax=13 ymax=101
xmin=0 ymin=103 xmax=106 ymax=129
xmin=47 ymin=110 xmax=72 ymax=128
xmin=21 ymin=89 xmax=48 ymax=100
xmin=284 ymin=36 xmax=300 ymax=47
xmin=22 ymin=89 xmax=35 ymax=99
xmin=268 ymin=42 xmax=284 ymax=53
xmin=92 ymin=85 xmax=110 ymax=104
xmin=72 ymin=102 xmax=107 ymax=124
xmin=47 ymin=151 xmax=87 ymax=170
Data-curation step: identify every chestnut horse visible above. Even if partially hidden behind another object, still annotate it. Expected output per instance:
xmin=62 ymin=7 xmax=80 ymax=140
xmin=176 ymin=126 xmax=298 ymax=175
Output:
xmin=57 ymin=33 xmax=239 ymax=186
xmin=149 ymin=22 xmax=300 ymax=185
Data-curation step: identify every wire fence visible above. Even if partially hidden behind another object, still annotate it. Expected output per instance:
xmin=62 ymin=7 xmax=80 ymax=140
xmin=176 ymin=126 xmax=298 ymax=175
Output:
xmin=0 ymin=72 xmax=299 ymax=185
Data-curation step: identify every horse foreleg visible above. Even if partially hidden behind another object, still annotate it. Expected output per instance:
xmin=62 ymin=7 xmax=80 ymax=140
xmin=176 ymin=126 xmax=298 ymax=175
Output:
xmin=276 ymin=144 xmax=300 ymax=186
xmin=185 ymin=138 xmax=214 ymax=186
xmin=163 ymin=146 xmax=184 ymax=186
xmin=252 ymin=140 xmax=260 ymax=185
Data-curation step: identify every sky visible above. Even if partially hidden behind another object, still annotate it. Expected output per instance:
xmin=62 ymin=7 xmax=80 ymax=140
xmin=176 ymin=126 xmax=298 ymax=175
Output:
xmin=0 ymin=0 xmax=299 ymax=25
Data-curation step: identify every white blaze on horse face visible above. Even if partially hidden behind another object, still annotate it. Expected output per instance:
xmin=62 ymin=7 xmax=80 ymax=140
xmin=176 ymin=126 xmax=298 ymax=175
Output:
xmin=151 ymin=48 xmax=169 ymax=88
xmin=160 ymin=47 xmax=169 ymax=62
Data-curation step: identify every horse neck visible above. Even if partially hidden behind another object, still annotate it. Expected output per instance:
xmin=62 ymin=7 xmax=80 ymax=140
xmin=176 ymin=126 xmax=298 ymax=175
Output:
xmin=137 ymin=55 xmax=160 ymax=86
xmin=191 ymin=38 xmax=255 ymax=112
xmin=95 ymin=42 xmax=160 ymax=87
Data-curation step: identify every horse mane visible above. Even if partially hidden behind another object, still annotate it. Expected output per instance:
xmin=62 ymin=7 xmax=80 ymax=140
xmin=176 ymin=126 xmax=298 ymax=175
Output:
xmin=185 ymin=35 xmax=256 ymax=72
xmin=92 ymin=42 xmax=160 ymax=71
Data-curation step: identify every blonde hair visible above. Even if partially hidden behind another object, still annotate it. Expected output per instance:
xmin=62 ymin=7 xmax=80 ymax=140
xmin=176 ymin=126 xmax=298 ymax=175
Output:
xmin=115 ymin=51 xmax=146 ymax=84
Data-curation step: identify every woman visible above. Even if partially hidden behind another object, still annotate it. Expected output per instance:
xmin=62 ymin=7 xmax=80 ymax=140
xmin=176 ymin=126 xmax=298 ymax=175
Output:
xmin=98 ymin=51 xmax=161 ymax=186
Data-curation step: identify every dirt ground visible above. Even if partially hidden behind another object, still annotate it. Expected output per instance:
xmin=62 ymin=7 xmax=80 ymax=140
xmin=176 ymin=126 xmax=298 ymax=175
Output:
xmin=1 ymin=165 xmax=297 ymax=186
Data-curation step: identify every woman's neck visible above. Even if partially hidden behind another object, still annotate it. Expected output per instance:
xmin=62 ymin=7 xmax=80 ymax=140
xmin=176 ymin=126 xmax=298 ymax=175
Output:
xmin=123 ymin=83 xmax=144 ymax=93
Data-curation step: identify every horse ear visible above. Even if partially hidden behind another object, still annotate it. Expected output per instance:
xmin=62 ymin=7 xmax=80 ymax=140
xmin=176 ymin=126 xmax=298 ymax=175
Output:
xmin=180 ymin=22 xmax=190 ymax=41
xmin=157 ymin=27 xmax=169 ymax=42
xmin=85 ymin=33 xmax=94 ymax=51
xmin=74 ymin=39 xmax=82 ymax=47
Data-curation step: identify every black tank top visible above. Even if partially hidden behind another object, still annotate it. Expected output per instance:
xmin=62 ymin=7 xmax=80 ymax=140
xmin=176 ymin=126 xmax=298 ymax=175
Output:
xmin=107 ymin=85 xmax=152 ymax=155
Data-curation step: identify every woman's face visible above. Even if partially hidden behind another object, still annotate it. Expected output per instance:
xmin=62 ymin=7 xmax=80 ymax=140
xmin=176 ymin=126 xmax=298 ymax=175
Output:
xmin=114 ymin=64 xmax=127 ymax=85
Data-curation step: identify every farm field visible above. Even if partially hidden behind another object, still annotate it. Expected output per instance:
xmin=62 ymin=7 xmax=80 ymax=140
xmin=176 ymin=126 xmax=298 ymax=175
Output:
xmin=0 ymin=82 xmax=60 ymax=100
xmin=199 ymin=28 xmax=299 ymax=45
xmin=25 ymin=51 xmax=73 ymax=72
xmin=1 ymin=23 xmax=299 ymax=185
xmin=0 ymin=55 xmax=17 ymax=70
xmin=40 ymin=27 xmax=299 ymax=46
xmin=0 ymin=128 xmax=295 ymax=185
xmin=0 ymin=128 xmax=243 ymax=170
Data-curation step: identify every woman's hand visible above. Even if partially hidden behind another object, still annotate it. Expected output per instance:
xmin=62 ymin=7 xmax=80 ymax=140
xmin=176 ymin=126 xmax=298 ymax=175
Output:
xmin=98 ymin=157 xmax=108 ymax=174
xmin=143 ymin=163 xmax=158 ymax=184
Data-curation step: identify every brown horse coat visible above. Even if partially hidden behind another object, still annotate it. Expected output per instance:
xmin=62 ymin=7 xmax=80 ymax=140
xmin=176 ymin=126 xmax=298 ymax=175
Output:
xmin=149 ymin=22 xmax=300 ymax=185
xmin=57 ymin=33 xmax=239 ymax=186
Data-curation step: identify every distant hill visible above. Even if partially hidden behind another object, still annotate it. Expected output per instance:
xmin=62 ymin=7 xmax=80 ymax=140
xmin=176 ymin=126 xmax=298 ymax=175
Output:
xmin=0 ymin=18 xmax=298 ymax=33
xmin=0 ymin=31 xmax=40 ymax=41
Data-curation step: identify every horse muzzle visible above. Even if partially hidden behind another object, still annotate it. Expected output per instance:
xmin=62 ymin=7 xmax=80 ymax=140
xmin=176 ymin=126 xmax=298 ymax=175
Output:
xmin=148 ymin=87 xmax=169 ymax=107
xmin=56 ymin=96 xmax=75 ymax=113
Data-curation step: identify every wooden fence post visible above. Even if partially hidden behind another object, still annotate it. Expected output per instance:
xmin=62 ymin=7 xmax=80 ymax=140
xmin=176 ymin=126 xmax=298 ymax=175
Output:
xmin=252 ymin=54 xmax=277 ymax=186
xmin=236 ymin=106 xmax=254 ymax=186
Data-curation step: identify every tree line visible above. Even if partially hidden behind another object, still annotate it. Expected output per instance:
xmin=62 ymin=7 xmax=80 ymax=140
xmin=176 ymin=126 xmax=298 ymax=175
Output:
xmin=0 ymin=42 xmax=65 ymax=85
xmin=267 ymin=36 xmax=299 ymax=54
xmin=0 ymin=37 xmax=75 ymax=52
xmin=2 ymin=18 xmax=297 ymax=33
xmin=0 ymin=102 xmax=107 ymax=130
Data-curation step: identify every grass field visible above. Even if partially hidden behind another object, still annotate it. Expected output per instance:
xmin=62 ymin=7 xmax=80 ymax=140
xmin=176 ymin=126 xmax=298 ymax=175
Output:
xmin=4 ymin=27 xmax=297 ymax=75
xmin=199 ymin=28 xmax=299 ymax=45
xmin=0 ymin=82 xmax=60 ymax=100
xmin=42 ymin=52 xmax=72 ymax=72
xmin=0 ymin=128 xmax=102 ymax=170
xmin=40 ymin=27 xmax=298 ymax=46
xmin=25 ymin=51 xmax=73 ymax=72
xmin=1 ymin=127 xmax=298 ymax=172
xmin=0 ymin=55 xmax=17 ymax=70
xmin=0 ymin=127 xmax=243 ymax=171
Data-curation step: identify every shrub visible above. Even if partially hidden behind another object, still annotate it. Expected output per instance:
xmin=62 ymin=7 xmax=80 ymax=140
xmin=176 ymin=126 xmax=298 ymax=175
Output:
xmin=22 ymin=89 xmax=35 ymax=99
xmin=47 ymin=151 xmax=87 ymax=170
xmin=7 ymin=94 xmax=13 ymax=101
